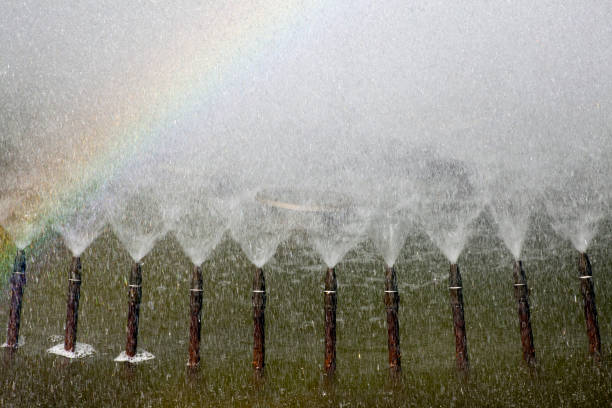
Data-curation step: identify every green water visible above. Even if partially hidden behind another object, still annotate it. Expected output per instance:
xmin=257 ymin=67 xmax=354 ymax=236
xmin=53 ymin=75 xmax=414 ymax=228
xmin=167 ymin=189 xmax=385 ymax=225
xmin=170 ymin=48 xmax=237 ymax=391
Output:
xmin=1 ymin=215 xmax=611 ymax=407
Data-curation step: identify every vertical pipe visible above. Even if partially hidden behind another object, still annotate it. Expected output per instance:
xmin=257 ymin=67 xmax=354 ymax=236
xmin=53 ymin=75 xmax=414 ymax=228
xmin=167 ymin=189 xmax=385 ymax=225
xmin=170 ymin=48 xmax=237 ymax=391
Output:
xmin=188 ymin=265 xmax=204 ymax=367
xmin=513 ymin=260 xmax=536 ymax=366
xmin=6 ymin=250 xmax=26 ymax=349
xmin=64 ymin=256 xmax=82 ymax=353
xmin=125 ymin=262 xmax=142 ymax=358
xmin=578 ymin=252 xmax=601 ymax=359
xmin=252 ymin=267 xmax=266 ymax=373
xmin=449 ymin=263 xmax=469 ymax=371
xmin=324 ymin=267 xmax=337 ymax=376
xmin=384 ymin=264 xmax=401 ymax=374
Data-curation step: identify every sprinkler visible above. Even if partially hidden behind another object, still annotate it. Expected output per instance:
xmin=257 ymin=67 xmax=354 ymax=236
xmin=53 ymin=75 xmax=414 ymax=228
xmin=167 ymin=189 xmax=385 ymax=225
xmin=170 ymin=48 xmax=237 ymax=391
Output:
xmin=578 ymin=252 xmax=601 ymax=359
xmin=513 ymin=260 xmax=536 ymax=366
xmin=449 ymin=263 xmax=469 ymax=372
xmin=252 ymin=266 xmax=266 ymax=374
xmin=188 ymin=265 xmax=204 ymax=367
xmin=5 ymin=249 xmax=26 ymax=349
xmin=64 ymin=256 xmax=82 ymax=353
xmin=324 ymin=267 xmax=337 ymax=376
xmin=125 ymin=262 xmax=143 ymax=358
xmin=384 ymin=264 xmax=401 ymax=375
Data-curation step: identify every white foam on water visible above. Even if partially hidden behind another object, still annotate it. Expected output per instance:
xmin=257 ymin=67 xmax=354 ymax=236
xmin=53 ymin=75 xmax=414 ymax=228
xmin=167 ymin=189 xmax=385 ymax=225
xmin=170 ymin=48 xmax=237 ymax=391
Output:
xmin=114 ymin=349 xmax=155 ymax=363
xmin=47 ymin=342 xmax=96 ymax=359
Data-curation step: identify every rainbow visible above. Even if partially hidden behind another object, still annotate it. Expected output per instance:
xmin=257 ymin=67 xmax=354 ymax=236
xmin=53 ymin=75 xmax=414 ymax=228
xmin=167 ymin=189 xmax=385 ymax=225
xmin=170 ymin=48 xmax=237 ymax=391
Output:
xmin=1 ymin=0 xmax=331 ymax=249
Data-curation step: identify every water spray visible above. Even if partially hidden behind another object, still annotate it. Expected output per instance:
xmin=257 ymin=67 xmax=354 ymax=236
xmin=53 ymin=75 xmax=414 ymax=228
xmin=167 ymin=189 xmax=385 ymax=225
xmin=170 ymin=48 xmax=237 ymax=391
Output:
xmin=512 ymin=260 xmax=536 ymax=366
xmin=449 ymin=263 xmax=469 ymax=371
xmin=384 ymin=264 xmax=401 ymax=375
xmin=5 ymin=249 xmax=26 ymax=349
xmin=577 ymin=252 xmax=601 ymax=359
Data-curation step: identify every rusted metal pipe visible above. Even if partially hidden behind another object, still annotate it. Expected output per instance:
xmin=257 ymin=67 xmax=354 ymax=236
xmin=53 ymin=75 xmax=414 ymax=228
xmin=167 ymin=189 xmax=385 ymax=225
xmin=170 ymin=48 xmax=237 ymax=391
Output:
xmin=513 ymin=260 xmax=536 ymax=366
xmin=6 ymin=250 xmax=26 ymax=349
xmin=188 ymin=265 xmax=203 ymax=367
xmin=384 ymin=264 xmax=401 ymax=375
xmin=578 ymin=252 xmax=601 ymax=359
xmin=449 ymin=263 xmax=469 ymax=371
xmin=324 ymin=267 xmax=337 ymax=376
xmin=252 ymin=267 xmax=266 ymax=373
xmin=64 ymin=256 xmax=82 ymax=353
xmin=125 ymin=262 xmax=142 ymax=358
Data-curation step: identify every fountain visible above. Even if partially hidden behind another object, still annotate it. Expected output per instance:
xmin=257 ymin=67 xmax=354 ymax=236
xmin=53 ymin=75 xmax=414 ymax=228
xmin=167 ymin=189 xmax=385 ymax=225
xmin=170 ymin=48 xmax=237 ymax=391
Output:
xmin=252 ymin=188 xmax=366 ymax=377
xmin=544 ymin=161 xmax=609 ymax=360
xmin=167 ymin=184 xmax=227 ymax=367
xmin=46 ymin=195 xmax=104 ymax=358
xmin=108 ymin=184 xmax=166 ymax=363
xmin=487 ymin=170 xmax=538 ymax=366
xmin=229 ymin=191 xmax=295 ymax=376
xmin=1 ymin=1 xmax=612 ymax=405
xmin=414 ymin=157 xmax=484 ymax=372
